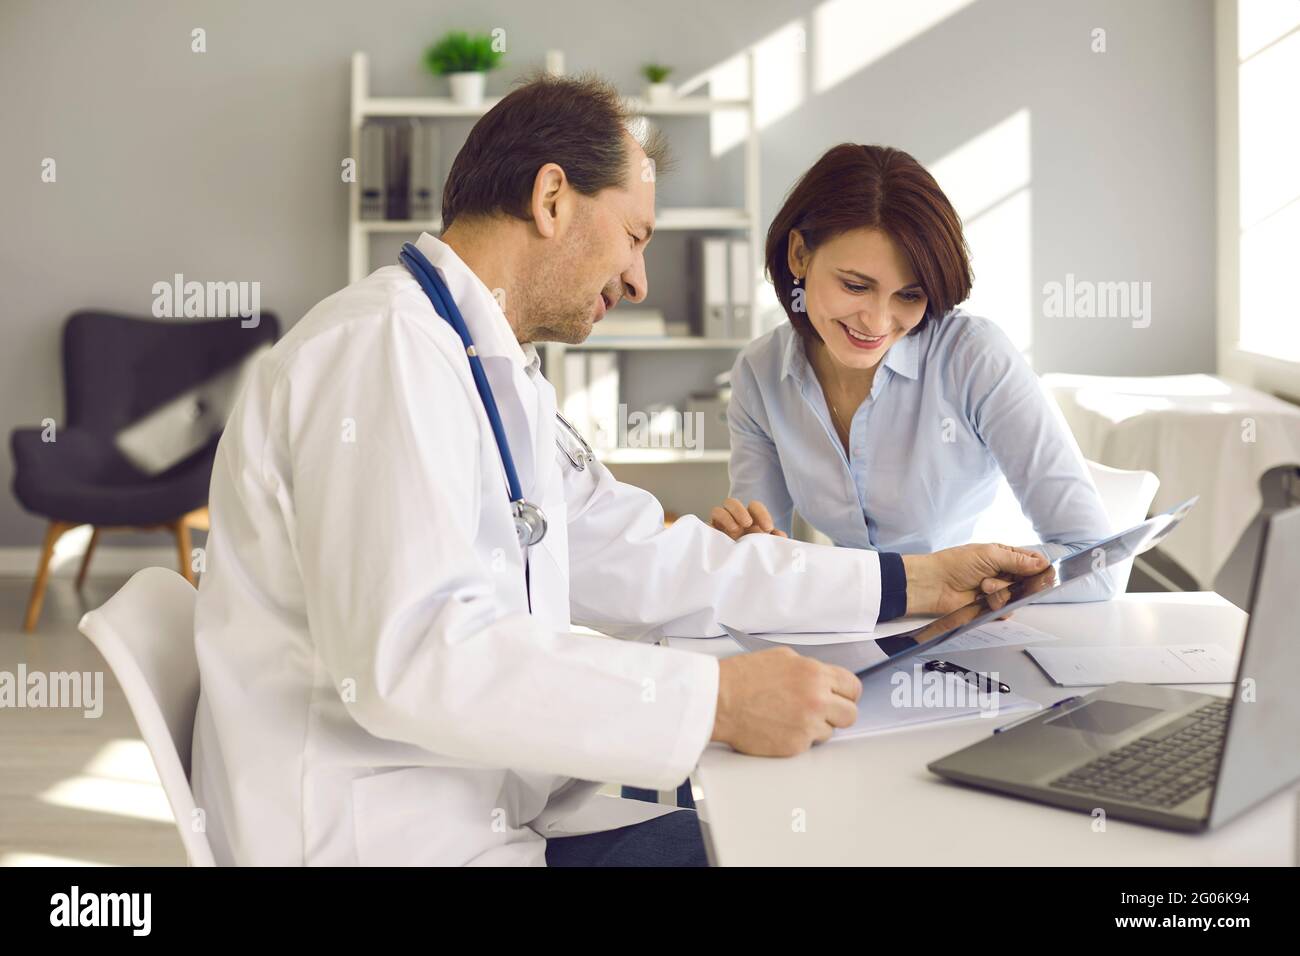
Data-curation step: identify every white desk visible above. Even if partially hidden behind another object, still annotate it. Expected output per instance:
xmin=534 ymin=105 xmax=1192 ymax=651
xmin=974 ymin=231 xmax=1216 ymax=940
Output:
xmin=669 ymin=593 xmax=1299 ymax=866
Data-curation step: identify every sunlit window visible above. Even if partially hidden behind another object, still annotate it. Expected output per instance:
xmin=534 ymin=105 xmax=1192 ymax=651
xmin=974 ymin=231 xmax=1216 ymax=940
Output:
xmin=1236 ymin=0 xmax=1300 ymax=362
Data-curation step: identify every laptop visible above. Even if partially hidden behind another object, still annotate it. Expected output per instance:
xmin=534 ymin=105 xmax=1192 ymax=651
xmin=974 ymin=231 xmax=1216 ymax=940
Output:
xmin=927 ymin=504 xmax=1300 ymax=831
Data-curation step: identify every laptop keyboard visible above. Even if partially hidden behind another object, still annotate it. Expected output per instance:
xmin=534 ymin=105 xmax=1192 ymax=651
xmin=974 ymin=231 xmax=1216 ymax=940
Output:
xmin=1049 ymin=699 xmax=1229 ymax=808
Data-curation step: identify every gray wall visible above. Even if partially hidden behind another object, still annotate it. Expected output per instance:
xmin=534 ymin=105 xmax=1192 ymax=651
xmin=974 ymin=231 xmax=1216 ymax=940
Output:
xmin=0 ymin=0 xmax=1216 ymax=546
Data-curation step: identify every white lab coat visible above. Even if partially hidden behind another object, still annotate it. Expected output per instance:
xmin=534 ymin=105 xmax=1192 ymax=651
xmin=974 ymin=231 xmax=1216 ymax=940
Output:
xmin=191 ymin=233 xmax=886 ymax=866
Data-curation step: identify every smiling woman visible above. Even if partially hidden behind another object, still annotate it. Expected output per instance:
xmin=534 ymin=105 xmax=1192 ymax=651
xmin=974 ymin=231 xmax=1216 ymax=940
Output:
xmin=770 ymin=144 xmax=972 ymax=349
xmin=761 ymin=145 xmax=973 ymax=454
xmin=711 ymin=144 xmax=1118 ymax=604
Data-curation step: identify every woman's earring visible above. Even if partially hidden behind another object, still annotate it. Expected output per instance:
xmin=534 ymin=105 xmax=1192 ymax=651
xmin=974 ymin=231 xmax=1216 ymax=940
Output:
xmin=793 ymin=275 xmax=801 ymax=286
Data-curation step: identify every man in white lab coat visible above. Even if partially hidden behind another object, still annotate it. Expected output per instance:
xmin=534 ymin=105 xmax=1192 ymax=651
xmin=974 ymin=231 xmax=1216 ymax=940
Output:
xmin=190 ymin=73 xmax=1047 ymax=866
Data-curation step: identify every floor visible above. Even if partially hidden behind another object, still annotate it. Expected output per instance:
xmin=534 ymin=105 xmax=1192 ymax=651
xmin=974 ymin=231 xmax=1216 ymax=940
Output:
xmin=0 ymin=568 xmax=637 ymax=868
xmin=0 ymin=573 xmax=186 ymax=866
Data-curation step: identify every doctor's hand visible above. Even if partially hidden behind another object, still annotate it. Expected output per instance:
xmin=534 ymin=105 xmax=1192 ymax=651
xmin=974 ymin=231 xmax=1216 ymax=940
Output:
xmin=902 ymin=544 xmax=1049 ymax=616
xmin=711 ymin=647 xmax=861 ymax=757
xmin=710 ymin=498 xmax=788 ymax=540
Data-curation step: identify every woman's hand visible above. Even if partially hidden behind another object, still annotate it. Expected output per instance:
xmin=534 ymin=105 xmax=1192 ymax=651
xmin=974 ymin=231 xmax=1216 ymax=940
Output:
xmin=710 ymin=498 xmax=788 ymax=541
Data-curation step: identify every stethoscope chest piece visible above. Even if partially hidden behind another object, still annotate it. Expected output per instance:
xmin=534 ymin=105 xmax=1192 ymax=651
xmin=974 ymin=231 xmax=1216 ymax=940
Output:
xmin=513 ymin=499 xmax=548 ymax=548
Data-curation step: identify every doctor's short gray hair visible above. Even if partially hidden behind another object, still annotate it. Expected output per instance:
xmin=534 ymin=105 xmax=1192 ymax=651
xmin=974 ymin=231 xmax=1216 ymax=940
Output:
xmin=441 ymin=72 xmax=672 ymax=230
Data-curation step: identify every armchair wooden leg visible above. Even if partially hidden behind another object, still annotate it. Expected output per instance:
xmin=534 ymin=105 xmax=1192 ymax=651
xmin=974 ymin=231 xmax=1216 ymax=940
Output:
xmin=24 ymin=520 xmax=75 ymax=632
xmin=75 ymin=527 xmax=101 ymax=590
xmin=183 ymin=506 xmax=209 ymax=533
xmin=173 ymin=520 xmax=195 ymax=585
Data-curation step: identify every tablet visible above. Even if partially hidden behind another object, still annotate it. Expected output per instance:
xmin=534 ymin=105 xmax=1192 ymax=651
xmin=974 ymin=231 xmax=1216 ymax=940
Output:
xmin=725 ymin=496 xmax=1198 ymax=678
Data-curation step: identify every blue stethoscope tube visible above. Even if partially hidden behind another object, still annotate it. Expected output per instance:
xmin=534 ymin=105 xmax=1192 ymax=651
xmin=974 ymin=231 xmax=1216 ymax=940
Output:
xmin=399 ymin=242 xmax=547 ymax=548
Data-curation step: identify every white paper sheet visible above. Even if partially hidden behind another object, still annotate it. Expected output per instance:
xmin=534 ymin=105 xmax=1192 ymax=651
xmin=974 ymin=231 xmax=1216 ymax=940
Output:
xmin=726 ymin=630 xmax=1040 ymax=737
xmin=1025 ymin=643 xmax=1238 ymax=687
xmin=835 ymin=663 xmax=1040 ymax=738
xmin=720 ymin=617 xmax=1058 ymax=663
xmin=726 ymin=629 xmax=890 ymax=672
xmin=938 ymin=619 xmax=1059 ymax=652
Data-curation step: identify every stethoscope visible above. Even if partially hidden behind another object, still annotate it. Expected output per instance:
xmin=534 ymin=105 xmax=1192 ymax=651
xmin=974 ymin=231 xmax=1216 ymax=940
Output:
xmin=399 ymin=242 xmax=594 ymax=550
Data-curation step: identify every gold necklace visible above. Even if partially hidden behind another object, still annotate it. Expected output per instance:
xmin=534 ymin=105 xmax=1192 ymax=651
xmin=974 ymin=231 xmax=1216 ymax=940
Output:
xmin=828 ymin=395 xmax=852 ymax=438
xmin=820 ymin=344 xmax=869 ymax=440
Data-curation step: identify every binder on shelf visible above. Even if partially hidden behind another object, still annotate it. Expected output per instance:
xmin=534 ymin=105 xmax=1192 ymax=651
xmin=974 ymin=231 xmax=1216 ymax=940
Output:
xmin=562 ymin=351 xmax=591 ymax=444
xmin=383 ymin=120 xmax=412 ymax=220
xmin=686 ymin=391 xmax=731 ymax=452
xmin=359 ymin=122 xmax=386 ymax=220
xmin=697 ymin=237 xmax=731 ymax=339
xmin=585 ymin=352 xmax=620 ymax=451
xmin=563 ymin=351 xmax=620 ymax=451
xmin=728 ymin=238 xmax=752 ymax=340
xmin=408 ymin=120 xmax=438 ymax=221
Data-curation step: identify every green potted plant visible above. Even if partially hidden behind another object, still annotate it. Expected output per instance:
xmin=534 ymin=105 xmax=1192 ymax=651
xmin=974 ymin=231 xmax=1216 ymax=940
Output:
xmin=642 ymin=63 xmax=674 ymax=104
xmin=424 ymin=31 xmax=503 ymax=107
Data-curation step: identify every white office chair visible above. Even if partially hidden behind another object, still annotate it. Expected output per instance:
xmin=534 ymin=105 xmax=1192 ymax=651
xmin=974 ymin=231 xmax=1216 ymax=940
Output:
xmin=971 ymin=460 xmax=1159 ymax=593
xmin=78 ymin=566 xmax=216 ymax=867
xmin=1086 ymin=460 xmax=1161 ymax=592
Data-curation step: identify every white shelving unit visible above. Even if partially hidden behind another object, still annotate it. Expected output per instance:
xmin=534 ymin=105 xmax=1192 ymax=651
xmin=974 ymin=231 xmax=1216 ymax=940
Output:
xmin=347 ymin=50 xmax=762 ymax=470
xmin=602 ymin=449 xmax=732 ymax=465
xmin=570 ymin=337 xmax=751 ymax=351
xmin=352 ymin=206 xmax=751 ymax=244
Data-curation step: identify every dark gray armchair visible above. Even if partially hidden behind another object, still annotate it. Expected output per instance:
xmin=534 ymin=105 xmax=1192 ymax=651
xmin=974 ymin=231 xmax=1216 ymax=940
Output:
xmin=10 ymin=309 xmax=279 ymax=630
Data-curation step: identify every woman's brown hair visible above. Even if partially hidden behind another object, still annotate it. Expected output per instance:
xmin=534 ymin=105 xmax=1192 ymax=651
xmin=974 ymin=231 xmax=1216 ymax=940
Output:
xmin=766 ymin=144 xmax=972 ymax=338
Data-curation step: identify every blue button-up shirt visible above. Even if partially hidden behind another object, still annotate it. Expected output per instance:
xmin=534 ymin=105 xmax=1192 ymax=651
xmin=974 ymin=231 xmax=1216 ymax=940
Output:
xmin=727 ymin=311 xmax=1116 ymax=602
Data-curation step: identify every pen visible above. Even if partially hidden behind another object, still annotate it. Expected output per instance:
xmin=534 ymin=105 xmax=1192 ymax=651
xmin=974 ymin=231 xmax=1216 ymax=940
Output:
xmin=993 ymin=695 xmax=1082 ymax=734
xmin=923 ymin=659 xmax=1010 ymax=695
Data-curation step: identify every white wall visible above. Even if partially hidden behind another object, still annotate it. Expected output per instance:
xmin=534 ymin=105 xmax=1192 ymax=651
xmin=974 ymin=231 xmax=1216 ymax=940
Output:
xmin=0 ymin=0 xmax=1217 ymax=544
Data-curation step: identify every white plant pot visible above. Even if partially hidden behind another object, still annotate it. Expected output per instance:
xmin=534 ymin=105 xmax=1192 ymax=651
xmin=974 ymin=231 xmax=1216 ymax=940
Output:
xmin=645 ymin=82 xmax=674 ymax=104
xmin=448 ymin=71 xmax=487 ymax=107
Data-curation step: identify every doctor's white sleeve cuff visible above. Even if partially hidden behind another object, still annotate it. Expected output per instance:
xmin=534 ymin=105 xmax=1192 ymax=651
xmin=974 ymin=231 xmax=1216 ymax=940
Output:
xmin=660 ymin=652 xmax=720 ymax=789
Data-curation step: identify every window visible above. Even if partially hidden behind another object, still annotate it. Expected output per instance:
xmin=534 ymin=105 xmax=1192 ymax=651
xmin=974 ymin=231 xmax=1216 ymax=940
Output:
xmin=1218 ymin=0 xmax=1300 ymax=390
